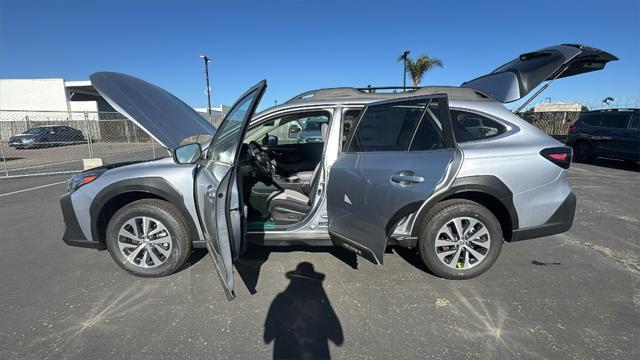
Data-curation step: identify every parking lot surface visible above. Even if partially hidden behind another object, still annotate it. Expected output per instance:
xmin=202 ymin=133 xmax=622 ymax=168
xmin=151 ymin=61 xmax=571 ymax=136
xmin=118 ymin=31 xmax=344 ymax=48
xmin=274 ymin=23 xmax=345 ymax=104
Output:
xmin=0 ymin=160 xmax=638 ymax=359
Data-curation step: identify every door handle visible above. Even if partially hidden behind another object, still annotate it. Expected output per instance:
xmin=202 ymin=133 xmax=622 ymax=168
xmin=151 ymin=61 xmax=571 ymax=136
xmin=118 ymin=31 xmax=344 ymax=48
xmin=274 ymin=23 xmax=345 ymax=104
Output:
xmin=391 ymin=171 xmax=424 ymax=187
xmin=207 ymin=185 xmax=216 ymax=200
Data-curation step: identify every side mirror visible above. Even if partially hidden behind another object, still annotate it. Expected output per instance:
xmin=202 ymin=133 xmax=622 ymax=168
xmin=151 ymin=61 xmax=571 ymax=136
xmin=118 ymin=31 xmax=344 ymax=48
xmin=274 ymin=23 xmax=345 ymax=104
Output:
xmin=262 ymin=134 xmax=278 ymax=146
xmin=174 ymin=143 xmax=202 ymax=164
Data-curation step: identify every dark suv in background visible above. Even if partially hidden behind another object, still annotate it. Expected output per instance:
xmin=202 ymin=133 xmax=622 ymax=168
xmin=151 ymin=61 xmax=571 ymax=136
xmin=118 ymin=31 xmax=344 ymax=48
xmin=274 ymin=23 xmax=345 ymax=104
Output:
xmin=567 ymin=109 xmax=639 ymax=163
xmin=8 ymin=125 xmax=86 ymax=149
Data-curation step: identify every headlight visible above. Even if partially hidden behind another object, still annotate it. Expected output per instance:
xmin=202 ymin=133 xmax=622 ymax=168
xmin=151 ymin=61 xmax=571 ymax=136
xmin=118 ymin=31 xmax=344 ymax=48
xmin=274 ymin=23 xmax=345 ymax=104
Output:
xmin=23 ymin=138 xmax=35 ymax=143
xmin=67 ymin=169 xmax=106 ymax=193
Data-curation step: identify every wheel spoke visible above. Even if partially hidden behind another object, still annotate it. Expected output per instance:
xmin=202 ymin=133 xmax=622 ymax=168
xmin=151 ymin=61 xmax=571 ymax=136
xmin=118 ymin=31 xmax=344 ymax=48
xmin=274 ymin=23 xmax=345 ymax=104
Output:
xmin=127 ymin=244 xmax=145 ymax=261
xmin=149 ymin=234 xmax=171 ymax=244
xmin=466 ymin=246 xmax=486 ymax=263
xmin=435 ymin=238 xmax=457 ymax=248
xmin=142 ymin=217 xmax=151 ymax=237
xmin=436 ymin=248 xmax=457 ymax=262
xmin=469 ymin=238 xmax=490 ymax=249
xmin=147 ymin=223 xmax=166 ymax=237
xmin=140 ymin=250 xmax=149 ymax=267
xmin=124 ymin=219 xmax=139 ymax=238
xmin=464 ymin=248 xmax=471 ymax=268
xmin=153 ymin=244 xmax=171 ymax=258
xmin=447 ymin=247 xmax=463 ymax=268
xmin=118 ymin=228 xmax=139 ymax=241
xmin=463 ymin=218 xmax=480 ymax=238
xmin=147 ymin=247 xmax=162 ymax=266
xmin=452 ymin=218 xmax=465 ymax=240
xmin=469 ymin=227 xmax=488 ymax=241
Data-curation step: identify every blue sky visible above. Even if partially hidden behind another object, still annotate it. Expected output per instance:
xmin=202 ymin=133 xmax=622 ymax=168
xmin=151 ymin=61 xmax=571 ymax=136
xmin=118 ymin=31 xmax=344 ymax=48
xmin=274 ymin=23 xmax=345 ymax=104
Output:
xmin=1 ymin=0 xmax=638 ymax=110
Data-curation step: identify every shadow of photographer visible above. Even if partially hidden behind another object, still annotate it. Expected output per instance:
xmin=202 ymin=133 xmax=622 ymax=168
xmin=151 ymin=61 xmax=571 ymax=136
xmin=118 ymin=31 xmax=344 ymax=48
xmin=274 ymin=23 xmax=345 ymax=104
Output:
xmin=263 ymin=262 xmax=343 ymax=359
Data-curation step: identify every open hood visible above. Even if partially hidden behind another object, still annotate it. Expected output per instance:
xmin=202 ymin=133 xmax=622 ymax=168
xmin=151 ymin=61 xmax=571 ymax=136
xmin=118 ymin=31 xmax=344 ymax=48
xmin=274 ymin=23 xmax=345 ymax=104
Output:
xmin=461 ymin=44 xmax=618 ymax=103
xmin=90 ymin=72 xmax=216 ymax=150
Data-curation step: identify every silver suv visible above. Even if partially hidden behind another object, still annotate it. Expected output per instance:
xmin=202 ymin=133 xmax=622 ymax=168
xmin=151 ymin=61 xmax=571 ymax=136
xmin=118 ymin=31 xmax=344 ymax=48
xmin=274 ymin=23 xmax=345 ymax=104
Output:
xmin=60 ymin=44 xmax=616 ymax=300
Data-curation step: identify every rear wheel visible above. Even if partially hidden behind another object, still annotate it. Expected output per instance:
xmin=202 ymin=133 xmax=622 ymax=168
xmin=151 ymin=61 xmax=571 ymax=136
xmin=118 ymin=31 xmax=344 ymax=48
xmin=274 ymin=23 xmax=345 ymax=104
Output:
xmin=573 ymin=140 xmax=594 ymax=163
xmin=106 ymin=199 xmax=191 ymax=277
xmin=418 ymin=199 xmax=503 ymax=279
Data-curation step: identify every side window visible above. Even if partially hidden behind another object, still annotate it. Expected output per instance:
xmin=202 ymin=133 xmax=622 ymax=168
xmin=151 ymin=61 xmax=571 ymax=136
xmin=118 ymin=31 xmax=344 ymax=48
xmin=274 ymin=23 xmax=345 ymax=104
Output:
xmin=601 ymin=113 xmax=631 ymax=129
xmin=349 ymin=98 xmax=426 ymax=152
xmin=342 ymin=109 xmax=361 ymax=150
xmin=580 ymin=113 xmax=601 ymax=127
xmin=243 ymin=111 xmax=330 ymax=145
xmin=450 ymin=110 xmax=506 ymax=142
xmin=629 ymin=114 xmax=639 ymax=130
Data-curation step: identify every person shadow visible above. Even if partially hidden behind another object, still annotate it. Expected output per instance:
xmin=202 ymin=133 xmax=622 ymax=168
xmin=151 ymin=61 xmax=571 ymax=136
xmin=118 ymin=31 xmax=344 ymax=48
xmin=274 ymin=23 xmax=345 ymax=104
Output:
xmin=263 ymin=262 xmax=344 ymax=360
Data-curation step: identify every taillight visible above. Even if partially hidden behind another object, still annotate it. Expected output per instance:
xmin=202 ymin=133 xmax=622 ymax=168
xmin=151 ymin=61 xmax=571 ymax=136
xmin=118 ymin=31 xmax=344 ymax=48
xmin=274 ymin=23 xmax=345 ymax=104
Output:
xmin=568 ymin=124 xmax=577 ymax=133
xmin=540 ymin=147 xmax=572 ymax=169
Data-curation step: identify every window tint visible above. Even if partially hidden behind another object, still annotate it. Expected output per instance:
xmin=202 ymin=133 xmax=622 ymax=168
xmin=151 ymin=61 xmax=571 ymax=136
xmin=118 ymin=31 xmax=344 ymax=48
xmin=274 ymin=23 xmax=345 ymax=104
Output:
xmin=629 ymin=114 xmax=639 ymax=130
xmin=342 ymin=109 xmax=361 ymax=150
xmin=450 ymin=110 xmax=506 ymax=142
xmin=410 ymin=101 xmax=447 ymax=151
xmin=349 ymin=99 xmax=426 ymax=152
xmin=580 ymin=113 xmax=601 ymax=126
xmin=601 ymin=113 xmax=630 ymax=129
xmin=243 ymin=111 xmax=330 ymax=145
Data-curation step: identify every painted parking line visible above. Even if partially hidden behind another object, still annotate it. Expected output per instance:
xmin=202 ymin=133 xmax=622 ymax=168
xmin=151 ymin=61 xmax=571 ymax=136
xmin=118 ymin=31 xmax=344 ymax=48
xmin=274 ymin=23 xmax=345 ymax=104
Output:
xmin=0 ymin=180 xmax=67 ymax=198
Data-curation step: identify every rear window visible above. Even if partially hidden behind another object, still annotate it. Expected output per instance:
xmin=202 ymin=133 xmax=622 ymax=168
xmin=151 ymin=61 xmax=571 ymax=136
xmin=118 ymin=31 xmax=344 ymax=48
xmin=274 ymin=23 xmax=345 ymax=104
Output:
xmin=450 ymin=110 xmax=506 ymax=142
xmin=629 ymin=114 xmax=639 ymax=130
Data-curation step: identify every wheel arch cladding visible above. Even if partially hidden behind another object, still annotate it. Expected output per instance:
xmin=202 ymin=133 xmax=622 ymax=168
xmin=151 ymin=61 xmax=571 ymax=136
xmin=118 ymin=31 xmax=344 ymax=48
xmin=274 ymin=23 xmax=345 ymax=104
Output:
xmin=90 ymin=177 xmax=198 ymax=248
xmin=411 ymin=176 xmax=519 ymax=242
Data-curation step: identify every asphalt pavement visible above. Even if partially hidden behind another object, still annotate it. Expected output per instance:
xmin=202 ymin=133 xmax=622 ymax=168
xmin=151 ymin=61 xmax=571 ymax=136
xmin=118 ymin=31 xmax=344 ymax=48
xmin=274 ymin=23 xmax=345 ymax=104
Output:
xmin=0 ymin=159 xmax=638 ymax=359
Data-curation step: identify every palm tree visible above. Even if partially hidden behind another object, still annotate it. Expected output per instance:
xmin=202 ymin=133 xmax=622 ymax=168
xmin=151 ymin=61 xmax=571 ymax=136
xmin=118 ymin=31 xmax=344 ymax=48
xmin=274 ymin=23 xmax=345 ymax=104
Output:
xmin=397 ymin=53 xmax=443 ymax=87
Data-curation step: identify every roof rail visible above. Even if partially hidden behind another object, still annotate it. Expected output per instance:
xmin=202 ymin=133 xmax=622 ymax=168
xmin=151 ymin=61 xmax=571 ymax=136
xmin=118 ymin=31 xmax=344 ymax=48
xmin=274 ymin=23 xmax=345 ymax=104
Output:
xmin=285 ymin=86 xmax=421 ymax=104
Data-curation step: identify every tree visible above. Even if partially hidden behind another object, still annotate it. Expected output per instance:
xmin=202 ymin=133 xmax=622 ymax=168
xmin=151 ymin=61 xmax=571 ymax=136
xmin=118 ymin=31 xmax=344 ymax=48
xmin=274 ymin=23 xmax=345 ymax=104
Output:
xmin=398 ymin=53 xmax=443 ymax=87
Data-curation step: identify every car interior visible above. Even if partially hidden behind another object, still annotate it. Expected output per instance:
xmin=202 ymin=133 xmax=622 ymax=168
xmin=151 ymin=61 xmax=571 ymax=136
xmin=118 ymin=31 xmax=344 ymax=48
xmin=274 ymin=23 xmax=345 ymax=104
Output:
xmin=238 ymin=111 xmax=333 ymax=229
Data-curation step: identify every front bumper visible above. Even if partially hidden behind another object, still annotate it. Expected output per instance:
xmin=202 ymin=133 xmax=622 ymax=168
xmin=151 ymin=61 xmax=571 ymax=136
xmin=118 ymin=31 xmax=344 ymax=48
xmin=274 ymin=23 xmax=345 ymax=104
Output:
xmin=511 ymin=191 xmax=576 ymax=242
xmin=60 ymin=192 xmax=101 ymax=249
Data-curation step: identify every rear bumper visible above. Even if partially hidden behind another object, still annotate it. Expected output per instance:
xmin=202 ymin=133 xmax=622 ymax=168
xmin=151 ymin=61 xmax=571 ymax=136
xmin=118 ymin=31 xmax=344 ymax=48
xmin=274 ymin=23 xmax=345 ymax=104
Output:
xmin=510 ymin=191 xmax=576 ymax=242
xmin=60 ymin=193 xmax=101 ymax=249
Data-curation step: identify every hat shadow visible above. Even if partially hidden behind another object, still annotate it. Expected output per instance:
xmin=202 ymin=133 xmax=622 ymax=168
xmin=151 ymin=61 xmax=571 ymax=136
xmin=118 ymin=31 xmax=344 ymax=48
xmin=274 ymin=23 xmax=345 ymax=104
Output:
xmin=263 ymin=262 xmax=344 ymax=359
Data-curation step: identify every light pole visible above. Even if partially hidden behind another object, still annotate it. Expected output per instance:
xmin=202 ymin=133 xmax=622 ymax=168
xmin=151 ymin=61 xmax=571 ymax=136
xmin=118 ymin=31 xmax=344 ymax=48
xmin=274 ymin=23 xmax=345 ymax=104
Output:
xmin=199 ymin=55 xmax=212 ymax=115
xmin=401 ymin=51 xmax=410 ymax=92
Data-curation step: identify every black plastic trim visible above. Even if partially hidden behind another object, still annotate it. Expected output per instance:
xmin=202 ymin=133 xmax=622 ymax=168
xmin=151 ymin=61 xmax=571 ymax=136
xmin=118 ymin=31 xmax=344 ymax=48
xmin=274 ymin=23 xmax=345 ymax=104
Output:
xmin=411 ymin=175 xmax=519 ymax=237
xmin=60 ymin=193 xmax=99 ymax=248
xmin=89 ymin=177 xmax=199 ymax=247
xmin=511 ymin=192 xmax=576 ymax=242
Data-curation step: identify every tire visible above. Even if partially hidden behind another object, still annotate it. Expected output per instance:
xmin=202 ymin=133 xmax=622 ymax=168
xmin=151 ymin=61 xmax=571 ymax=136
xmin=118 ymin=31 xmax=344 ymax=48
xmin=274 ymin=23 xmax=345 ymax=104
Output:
xmin=105 ymin=199 xmax=191 ymax=277
xmin=573 ymin=140 xmax=594 ymax=163
xmin=418 ymin=199 xmax=503 ymax=280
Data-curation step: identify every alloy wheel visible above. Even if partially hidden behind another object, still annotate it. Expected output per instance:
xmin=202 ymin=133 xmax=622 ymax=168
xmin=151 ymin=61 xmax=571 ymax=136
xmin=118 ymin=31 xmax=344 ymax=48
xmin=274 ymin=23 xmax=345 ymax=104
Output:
xmin=118 ymin=216 xmax=173 ymax=268
xmin=434 ymin=216 xmax=491 ymax=270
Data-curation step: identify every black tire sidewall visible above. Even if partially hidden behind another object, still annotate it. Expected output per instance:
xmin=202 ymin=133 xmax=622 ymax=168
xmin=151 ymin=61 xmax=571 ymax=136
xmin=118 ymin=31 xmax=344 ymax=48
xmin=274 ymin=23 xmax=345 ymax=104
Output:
xmin=105 ymin=200 xmax=190 ymax=277
xmin=419 ymin=200 xmax=503 ymax=280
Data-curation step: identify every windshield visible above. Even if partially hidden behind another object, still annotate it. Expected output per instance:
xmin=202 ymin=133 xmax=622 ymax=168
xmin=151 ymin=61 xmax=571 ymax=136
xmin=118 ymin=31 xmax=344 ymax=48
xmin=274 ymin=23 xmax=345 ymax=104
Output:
xmin=303 ymin=119 xmax=324 ymax=131
xmin=208 ymin=89 xmax=260 ymax=164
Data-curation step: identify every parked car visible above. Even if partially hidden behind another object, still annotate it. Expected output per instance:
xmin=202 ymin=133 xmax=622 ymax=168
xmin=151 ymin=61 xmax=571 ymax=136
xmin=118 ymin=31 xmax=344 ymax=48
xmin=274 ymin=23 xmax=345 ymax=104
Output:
xmin=8 ymin=125 xmax=86 ymax=149
xmin=566 ymin=108 xmax=639 ymax=163
xmin=296 ymin=117 xmax=328 ymax=143
xmin=61 ymin=44 xmax=616 ymax=300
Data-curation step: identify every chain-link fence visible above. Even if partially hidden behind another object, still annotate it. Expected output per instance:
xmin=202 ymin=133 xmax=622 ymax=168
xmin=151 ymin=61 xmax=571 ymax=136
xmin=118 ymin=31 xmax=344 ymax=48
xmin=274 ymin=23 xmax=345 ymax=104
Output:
xmin=1 ymin=98 xmax=638 ymax=178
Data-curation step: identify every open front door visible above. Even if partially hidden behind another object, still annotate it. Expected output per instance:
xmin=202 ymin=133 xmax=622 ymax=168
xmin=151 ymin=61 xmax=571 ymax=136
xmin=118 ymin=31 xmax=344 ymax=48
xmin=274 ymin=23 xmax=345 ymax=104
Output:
xmin=195 ymin=81 xmax=266 ymax=300
xmin=327 ymin=94 xmax=457 ymax=264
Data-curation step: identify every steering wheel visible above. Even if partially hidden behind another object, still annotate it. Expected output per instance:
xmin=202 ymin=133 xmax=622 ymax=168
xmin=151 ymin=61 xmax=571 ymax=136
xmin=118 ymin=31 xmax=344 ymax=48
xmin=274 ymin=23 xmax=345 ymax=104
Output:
xmin=248 ymin=141 xmax=274 ymax=176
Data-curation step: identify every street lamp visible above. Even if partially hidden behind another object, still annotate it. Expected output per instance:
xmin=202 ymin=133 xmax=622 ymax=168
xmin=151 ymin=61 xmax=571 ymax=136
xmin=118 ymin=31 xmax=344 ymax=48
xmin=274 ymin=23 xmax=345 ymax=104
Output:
xmin=199 ymin=55 xmax=212 ymax=115
xmin=400 ymin=51 xmax=410 ymax=92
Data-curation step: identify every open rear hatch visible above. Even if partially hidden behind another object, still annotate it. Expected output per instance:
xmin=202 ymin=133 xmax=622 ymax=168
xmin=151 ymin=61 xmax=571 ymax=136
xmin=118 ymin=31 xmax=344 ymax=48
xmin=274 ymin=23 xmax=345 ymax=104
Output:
xmin=461 ymin=44 xmax=618 ymax=103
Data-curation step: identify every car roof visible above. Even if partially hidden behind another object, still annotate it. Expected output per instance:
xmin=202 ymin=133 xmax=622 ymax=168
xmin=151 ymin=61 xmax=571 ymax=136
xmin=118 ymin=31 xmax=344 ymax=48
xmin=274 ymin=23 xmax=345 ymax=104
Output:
xmin=255 ymin=86 xmax=496 ymax=119
xmin=584 ymin=108 xmax=639 ymax=114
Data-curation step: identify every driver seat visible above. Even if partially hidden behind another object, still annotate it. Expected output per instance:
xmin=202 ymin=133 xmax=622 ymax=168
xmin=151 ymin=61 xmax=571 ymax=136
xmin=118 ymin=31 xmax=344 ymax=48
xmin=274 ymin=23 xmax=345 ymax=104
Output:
xmin=286 ymin=122 xmax=329 ymax=184
xmin=267 ymin=154 xmax=322 ymax=225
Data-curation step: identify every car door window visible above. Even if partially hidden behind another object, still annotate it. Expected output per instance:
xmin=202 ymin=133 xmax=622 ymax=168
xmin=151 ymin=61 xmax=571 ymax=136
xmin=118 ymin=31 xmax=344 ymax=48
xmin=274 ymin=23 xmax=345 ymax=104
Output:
xmin=348 ymin=98 xmax=427 ymax=152
xmin=629 ymin=114 xmax=639 ymax=130
xmin=209 ymin=91 xmax=259 ymax=163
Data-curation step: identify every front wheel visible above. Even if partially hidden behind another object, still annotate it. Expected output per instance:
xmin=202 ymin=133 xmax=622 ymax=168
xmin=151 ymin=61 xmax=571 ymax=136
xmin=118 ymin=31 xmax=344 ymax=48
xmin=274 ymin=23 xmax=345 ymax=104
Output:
xmin=105 ymin=199 xmax=191 ymax=277
xmin=418 ymin=199 xmax=503 ymax=280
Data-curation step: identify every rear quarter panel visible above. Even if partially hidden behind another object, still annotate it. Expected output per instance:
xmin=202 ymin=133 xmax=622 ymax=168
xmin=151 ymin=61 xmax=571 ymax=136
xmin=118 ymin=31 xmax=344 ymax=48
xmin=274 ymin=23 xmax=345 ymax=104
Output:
xmin=452 ymin=101 xmax=571 ymax=229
